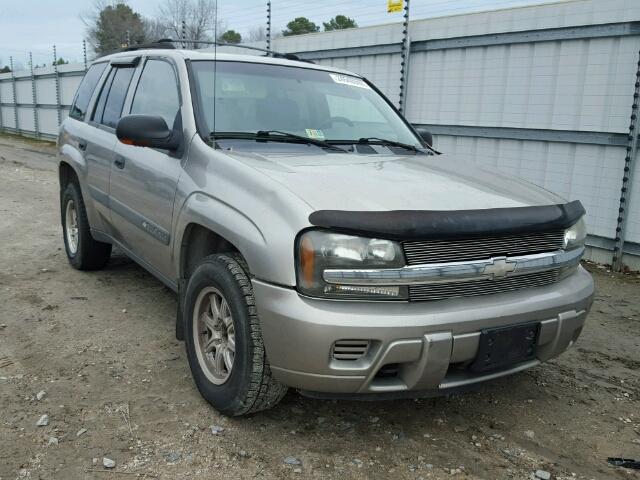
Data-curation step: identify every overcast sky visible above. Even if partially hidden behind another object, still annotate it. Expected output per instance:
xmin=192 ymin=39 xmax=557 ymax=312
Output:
xmin=1 ymin=0 xmax=546 ymax=68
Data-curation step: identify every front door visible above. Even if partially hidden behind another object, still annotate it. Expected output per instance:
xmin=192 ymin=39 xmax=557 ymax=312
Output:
xmin=108 ymin=58 xmax=184 ymax=281
xmin=71 ymin=62 xmax=111 ymax=228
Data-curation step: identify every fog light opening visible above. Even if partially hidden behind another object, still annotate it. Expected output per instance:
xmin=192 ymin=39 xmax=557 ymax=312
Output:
xmin=375 ymin=363 xmax=400 ymax=379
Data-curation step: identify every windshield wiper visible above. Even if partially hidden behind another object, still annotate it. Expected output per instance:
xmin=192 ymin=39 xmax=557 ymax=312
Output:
xmin=357 ymin=137 xmax=423 ymax=153
xmin=258 ymin=130 xmax=348 ymax=152
xmin=211 ymin=130 xmax=347 ymax=152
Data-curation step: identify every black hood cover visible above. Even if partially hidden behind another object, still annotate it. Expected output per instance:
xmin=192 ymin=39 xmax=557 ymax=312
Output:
xmin=308 ymin=200 xmax=585 ymax=240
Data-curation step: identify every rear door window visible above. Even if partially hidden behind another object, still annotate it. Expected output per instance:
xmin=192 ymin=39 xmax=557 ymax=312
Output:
xmin=102 ymin=68 xmax=135 ymax=128
xmin=130 ymin=60 xmax=180 ymax=129
xmin=92 ymin=69 xmax=115 ymax=125
xmin=92 ymin=67 xmax=135 ymax=129
xmin=69 ymin=63 xmax=108 ymax=121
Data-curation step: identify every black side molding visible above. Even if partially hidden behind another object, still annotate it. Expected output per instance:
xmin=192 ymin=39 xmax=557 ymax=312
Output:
xmin=308 ymin=200 xmax=585 ymax=240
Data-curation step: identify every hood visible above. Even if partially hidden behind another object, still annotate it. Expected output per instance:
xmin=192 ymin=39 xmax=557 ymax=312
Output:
xmin=223 ymin=149 xmax=564 ymax=211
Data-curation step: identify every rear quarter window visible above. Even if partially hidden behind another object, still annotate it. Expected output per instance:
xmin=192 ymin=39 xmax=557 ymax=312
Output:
xmin=69 ymin=63 xmax=108 ymax=121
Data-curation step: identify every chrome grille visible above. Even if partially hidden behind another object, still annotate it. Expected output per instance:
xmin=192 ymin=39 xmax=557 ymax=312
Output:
xmin=402 ymin=231 xmax=565 ymax=265
xmin=331 ymin=340 xmax=370 ymax=361
xmin=409 ymin=270 xmax=559 ymax=301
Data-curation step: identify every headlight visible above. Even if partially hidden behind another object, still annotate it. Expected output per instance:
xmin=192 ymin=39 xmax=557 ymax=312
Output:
xmin=296 ymin=230 xmax=407 ymax=299
xmin=563 ymin=217 xmax=587 ymax=250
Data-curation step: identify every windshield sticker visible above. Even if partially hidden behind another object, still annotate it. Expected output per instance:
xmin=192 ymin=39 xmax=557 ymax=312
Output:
xmin=329 ymin=73 xmax=371 ymax=90
xmin=305 ymin=129 xmax=326 ymax=140
xmin=220 ymin=79 xmax=246 ymax=93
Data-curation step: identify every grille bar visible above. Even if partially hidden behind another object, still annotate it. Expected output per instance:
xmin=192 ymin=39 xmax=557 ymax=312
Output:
xmin=409 ymin=270 xmax=559 ymax=301
xmin=403 ymin=231 xmax=564 ymax=265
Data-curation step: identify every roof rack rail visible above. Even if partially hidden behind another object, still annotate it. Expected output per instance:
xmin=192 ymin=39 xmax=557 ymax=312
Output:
xmin=120 ymin=41 xmax=176 ymax=52
xmin=156 ymin=38 xmax=314 ymax=63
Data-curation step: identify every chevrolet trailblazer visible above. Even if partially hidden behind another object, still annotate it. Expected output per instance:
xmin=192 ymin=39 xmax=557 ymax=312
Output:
xmin=57 ymin=43 xmax=594 ymax=416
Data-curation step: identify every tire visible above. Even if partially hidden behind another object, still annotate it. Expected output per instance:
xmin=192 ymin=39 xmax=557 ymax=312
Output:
xmin=184 ymin=254 xmax=287 ymax=416
xmin=61 ymin=181 xmax=112 ymax=270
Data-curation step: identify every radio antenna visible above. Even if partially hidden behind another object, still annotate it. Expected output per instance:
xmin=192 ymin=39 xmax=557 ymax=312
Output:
xmin=212 ymin=1 xmax=218 ymax=136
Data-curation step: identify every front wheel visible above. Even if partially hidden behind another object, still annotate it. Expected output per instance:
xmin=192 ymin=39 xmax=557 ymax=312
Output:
xmin=184 ymin=254 xmax=287 ymax=416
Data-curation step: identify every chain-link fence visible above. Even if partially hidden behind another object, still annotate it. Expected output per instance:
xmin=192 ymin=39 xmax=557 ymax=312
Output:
xmin=1 ymin=0 xmax=639 ymax=270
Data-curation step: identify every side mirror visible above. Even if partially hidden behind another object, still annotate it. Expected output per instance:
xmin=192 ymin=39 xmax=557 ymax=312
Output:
xmin=116 ymin=114 xmax=180 ymax=151
xmin=413 ymin=126 xmax=433 ymax=147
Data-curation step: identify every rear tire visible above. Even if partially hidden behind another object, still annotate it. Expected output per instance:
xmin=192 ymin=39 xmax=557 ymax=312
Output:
xmin=184 ymin=254 xmax=287 ymax=416
xmin=61 ymin=181 xmax=111 ymax=270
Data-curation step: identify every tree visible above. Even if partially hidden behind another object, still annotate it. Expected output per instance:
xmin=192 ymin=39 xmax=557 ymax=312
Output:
xmin=282 ymin=17 xmax=319 ymax=36
xmin=218 ymin=29 xmax=241 ymax=44
xmin=53 ymin=58 xmax=69 ymax=66
xmin=83 ymin=1 xmax=148 ymax=56
xmin=248 ymin=26 xmax=266 ymax=42
xmin=144 ymin=18 xmax=170 ymax=41
xmin=0 ymin=66 xmax=10 ymax=74
xmin=323 ymin=15 xmax=357 ymax=31
xmin=156 ymin=0 xmax=224 ymax=48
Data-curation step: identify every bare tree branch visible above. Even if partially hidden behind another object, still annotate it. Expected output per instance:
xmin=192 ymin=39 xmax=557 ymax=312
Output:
xmin=155 ymin=0 xmax=224 ymax=48
xmin=248 ymin=26 xmax=266 ymax=43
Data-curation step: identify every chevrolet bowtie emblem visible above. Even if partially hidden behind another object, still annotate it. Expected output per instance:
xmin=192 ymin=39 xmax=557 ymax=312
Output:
xmin=482 ymin=258 xmax=517 ymax=279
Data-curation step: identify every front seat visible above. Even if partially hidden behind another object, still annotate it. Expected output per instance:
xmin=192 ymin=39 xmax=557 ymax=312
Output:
xmin=256 ymin=97 xmax=301 ymax=131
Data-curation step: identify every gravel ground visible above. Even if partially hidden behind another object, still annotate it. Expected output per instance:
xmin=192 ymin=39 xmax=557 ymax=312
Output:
xmin=0 ymin=133 xmax=639 ymax=480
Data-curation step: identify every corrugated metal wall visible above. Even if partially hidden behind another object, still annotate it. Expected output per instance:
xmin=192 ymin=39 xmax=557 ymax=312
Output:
xmin=1 ymin=0 xmax=639 ymax=267
xmin=268 ymin=0 xmax=640 ymax=266
xmin=0 ymin=64 xmax=83 ymax=138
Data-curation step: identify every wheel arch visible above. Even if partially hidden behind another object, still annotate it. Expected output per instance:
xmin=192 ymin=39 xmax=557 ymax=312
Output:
xmin=180 ymin=223 xmax=244 ymax=281
xmin=172 ymin=192 xmax=267 ymax=283
xmin=59 ymin=160 xmax=79 ymax=190
xmin=175 ymin=220 xmax=251 ymax=342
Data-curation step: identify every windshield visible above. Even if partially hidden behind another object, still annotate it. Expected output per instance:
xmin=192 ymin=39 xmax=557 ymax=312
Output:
xmin=191 ymin=60 xmax=421 ymax=146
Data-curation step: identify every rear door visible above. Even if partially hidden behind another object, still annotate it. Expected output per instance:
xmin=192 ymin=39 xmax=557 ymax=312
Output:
xmin=64 ymin=62 xmax=110 ymax=227
xmin=108 ymin=57 xmax=184 ymax=281
xmin=84 ymin=60 xmax=136 ymax=230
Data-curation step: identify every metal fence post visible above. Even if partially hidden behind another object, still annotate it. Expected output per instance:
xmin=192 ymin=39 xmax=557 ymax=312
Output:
xmin=0 ymin=72 xmax=3 ymax=133
xmin=29 ymin=52 xmax=40 ymax=139
xmin=126 ymin=29 xmax=131 ymax=47
xmin=398 ymin=0 xmax=411 ymax=114
xmin=53 ymin=45 xmax=62 ymax=128
xmin=10 ymin=56 xmax=19 ymax=134
xmin=83 ymin=39 xmax=88 ymax=71
xmin=181 ymin=20 xmax=187 ymax=48
xmin=266 ymin=1 xmax=272 ymax=52
xmin=612 ymin=49 xmax=640 ymax=272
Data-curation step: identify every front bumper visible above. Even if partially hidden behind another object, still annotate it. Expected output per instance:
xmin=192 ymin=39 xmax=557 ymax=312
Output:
xmin=252 ymin=266 xmax=594 ymax=395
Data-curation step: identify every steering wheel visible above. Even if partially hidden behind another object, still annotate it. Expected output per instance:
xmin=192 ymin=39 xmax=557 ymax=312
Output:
xmin=318 ymin=116 xmax=355 ymax=129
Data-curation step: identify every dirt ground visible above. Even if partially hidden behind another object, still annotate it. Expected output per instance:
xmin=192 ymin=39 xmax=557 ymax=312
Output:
xmin=0 ymin=133 xmax=639 ymax=480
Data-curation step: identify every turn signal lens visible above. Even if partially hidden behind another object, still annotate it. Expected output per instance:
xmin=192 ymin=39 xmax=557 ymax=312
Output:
xmin=299 ymin=234 xmax=315 ymax=288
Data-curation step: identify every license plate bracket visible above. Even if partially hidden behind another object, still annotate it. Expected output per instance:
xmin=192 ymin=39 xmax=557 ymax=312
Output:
xmin=469 ymin=322 xmax=540 ymax=373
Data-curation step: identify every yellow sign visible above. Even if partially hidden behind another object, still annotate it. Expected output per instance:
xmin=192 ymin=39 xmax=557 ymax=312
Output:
xmin=388 ymin=0 xmax=403 ymax=13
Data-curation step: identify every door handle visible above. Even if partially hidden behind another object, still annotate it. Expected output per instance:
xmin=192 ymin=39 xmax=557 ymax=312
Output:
xmin=114 ymin=155 xmax=126 ymax=169
xmin=78 ymin=140 xmax=87 ymax=151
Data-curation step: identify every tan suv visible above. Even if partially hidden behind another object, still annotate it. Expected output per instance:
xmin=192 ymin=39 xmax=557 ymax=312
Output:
xmin=58 ymin=43 xmax=594 ymax=416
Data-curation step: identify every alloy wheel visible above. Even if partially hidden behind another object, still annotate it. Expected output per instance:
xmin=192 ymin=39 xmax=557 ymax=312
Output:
xmin=65 ymin=199 xmax=79 ymax=255
xmin=193 ymin=286 xmax=236 ymax=385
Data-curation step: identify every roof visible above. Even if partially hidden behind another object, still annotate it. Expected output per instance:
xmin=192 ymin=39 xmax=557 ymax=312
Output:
xmin=97 ymin=48 xmax=360 ymax=77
